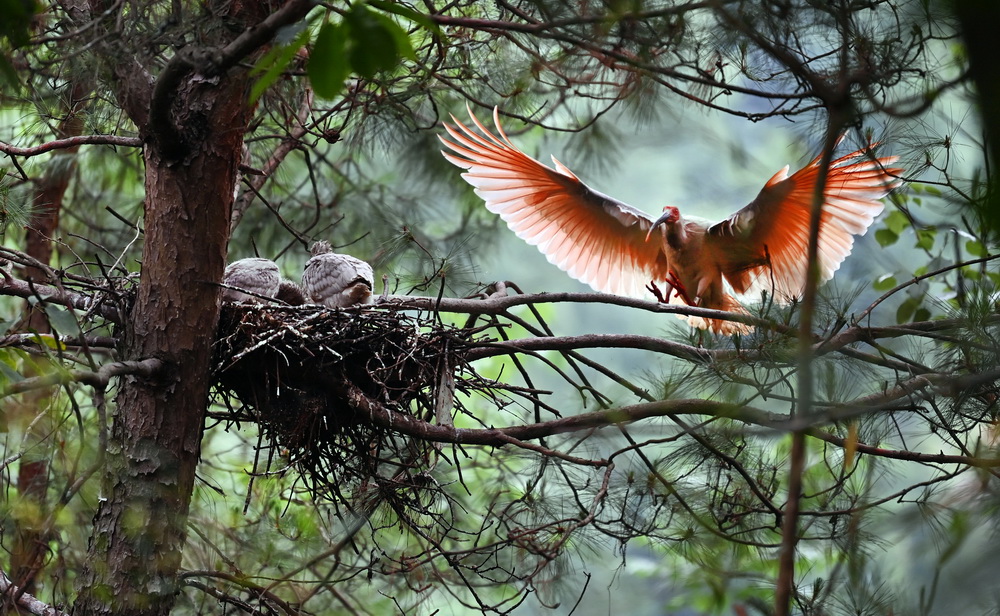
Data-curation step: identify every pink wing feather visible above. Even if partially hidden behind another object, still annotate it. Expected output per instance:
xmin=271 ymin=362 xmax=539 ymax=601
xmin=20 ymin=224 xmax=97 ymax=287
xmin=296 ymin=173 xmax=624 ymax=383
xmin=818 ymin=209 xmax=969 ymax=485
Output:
xmin=439 ymin=107 xmax=669 ymax=298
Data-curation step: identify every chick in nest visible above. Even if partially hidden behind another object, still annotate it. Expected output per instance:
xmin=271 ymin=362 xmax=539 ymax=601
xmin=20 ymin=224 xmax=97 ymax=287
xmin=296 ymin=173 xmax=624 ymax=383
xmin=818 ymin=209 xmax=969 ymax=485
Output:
xmin=223 ymin=257 xmax=305 ymax=305
xmin=301 ymin=240 xmax=374 ymax=308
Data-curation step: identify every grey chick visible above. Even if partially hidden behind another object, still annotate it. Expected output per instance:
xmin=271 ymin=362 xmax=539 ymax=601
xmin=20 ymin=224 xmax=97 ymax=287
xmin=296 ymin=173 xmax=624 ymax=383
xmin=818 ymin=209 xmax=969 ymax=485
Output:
xmin=222 ymin=257 xmax=281 ymax=303
xmin=301 ymin=240 xmax=374 ymax=308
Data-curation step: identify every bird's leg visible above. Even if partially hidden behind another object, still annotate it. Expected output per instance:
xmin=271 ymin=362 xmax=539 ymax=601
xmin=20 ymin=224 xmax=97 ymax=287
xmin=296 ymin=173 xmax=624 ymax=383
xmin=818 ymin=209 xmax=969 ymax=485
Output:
xmin=379 ymin=274 xmax=390 ymax=302
xmin=665 ymin=271 xmax=694 ymax=306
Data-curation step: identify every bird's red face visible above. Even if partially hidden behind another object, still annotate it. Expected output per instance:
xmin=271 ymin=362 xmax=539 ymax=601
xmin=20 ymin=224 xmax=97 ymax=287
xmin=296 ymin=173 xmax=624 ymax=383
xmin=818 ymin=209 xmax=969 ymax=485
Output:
xmin=645 ymin=206 xmax=681 ymax=242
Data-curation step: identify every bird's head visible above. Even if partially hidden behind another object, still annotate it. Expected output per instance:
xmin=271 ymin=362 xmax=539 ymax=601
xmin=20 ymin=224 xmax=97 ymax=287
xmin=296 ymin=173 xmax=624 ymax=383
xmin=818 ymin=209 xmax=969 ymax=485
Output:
xmin=309 ymin=240 xmax=334 ymax=256
xmin=645 ymin=206 xmax=681 ymax=242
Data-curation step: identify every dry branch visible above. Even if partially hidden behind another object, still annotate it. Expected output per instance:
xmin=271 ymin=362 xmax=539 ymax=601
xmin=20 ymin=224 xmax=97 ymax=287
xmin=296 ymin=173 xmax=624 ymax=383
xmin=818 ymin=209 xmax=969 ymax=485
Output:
xmin=0 ymin=568 xmax=67 ymax=616
xmin=0 ymin=135 xmax=141 ymax=157
xmin=2 ymin=359 xmax=164 ymax=396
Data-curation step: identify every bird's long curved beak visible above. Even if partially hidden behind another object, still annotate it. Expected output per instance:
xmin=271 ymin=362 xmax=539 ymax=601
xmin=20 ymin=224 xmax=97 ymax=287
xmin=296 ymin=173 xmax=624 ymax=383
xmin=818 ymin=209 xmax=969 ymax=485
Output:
xmin=645 ymin=206 xmax=680 ymax=242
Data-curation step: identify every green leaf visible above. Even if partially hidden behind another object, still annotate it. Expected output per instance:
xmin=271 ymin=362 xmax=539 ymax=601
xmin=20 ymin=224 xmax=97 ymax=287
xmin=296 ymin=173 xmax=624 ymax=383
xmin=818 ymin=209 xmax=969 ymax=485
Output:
xmin=875 ymin=228 xmax=898 ymax=247
xmin=966 ymin=240 xmax=989 ymax=257
xmin=249 ymin=26 xmax=311 ymax=104
xmin=368 ymin=10 xmax=416 ymax=61
xmin=308 ymin=22 xmax=350 ymax=100
xmin=896 ymin=296 xmax=919 ymax=324
xmin=962 ymin=266 xmax=982 ymax=281
xmin=873 ymin=274 xmax=897 ymax=292
xmin=43 ymin=304 xmax=81 ymax=335
xmin=0 ymin=351 xmax=23 ymax=384
xmin=345 ymin=5 xmax=399 ymax=78
xmin=914 ymin=307 xmax=932 ymax=322
xmin=924 ymin=185 xmax=942 ymax=197
xmin=915 ymin=228 xmax=936 ymax=250
xmin=883 ymin=210 xmax=909 ymax=234
xmin=0 ymin=55 xmax=19 ymax=90
xmin=368 ymin=0 xmax=440 ymax=34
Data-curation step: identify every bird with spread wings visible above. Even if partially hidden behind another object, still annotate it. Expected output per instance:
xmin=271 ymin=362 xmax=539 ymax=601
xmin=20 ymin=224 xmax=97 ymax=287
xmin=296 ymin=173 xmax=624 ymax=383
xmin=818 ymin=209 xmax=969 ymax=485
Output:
xmin=440 ymin=108 xmax=902 ymax=333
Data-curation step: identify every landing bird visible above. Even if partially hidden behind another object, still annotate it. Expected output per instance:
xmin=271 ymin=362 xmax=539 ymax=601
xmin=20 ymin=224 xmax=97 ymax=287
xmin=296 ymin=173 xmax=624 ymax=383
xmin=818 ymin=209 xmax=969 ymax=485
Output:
xmin=222 ymin=257 xmax=282 ymax=303
xmin=301 ymin=240 xmax=374 ymax=308
xmin=439 ymin=108 xmax=903 ymax=333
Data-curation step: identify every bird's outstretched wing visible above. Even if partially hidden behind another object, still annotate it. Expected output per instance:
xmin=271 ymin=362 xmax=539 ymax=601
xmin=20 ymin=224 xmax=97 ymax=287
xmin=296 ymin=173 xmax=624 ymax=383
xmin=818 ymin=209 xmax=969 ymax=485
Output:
xmin=706 ymin=142 xmax=903 ymax=301
xmin=440 ymin=107 xmax=669 ymax=298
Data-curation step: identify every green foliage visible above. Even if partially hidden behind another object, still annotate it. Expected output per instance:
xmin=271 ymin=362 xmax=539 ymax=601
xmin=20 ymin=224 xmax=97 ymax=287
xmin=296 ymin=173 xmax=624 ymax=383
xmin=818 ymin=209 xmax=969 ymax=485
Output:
xmin=0 ymin=169 xmax=30 ymax=238
xmin=255 ymin=1 xmax=436 ymax=102
xmin=0 ymin=0 xmax=37 ymax=88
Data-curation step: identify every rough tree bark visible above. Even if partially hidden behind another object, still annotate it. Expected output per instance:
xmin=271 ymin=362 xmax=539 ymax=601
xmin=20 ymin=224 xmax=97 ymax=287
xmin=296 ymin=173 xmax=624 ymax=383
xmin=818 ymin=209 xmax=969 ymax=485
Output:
xmin=68 ymin=4 xmax=281 ymax=614
xmin=72 ymin=94 xmax=249 ymax=616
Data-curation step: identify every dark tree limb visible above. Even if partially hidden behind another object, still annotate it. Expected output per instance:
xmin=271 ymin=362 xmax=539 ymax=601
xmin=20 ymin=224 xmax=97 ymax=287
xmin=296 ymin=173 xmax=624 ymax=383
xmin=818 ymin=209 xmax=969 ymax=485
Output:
xmin=147 ymin=0 xmax=315 ymax=159
xmin=0 ymin=277 xmax=123 ymax=323
xmin=1 ymin=358 xmax=164 ymax=397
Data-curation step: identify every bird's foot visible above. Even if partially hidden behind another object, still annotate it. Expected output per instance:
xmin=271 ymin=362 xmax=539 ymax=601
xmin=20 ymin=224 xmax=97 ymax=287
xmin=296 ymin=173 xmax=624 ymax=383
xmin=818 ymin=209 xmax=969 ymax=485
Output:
xmin=646 ymin=280 xmax=668 ymax=303
xmin=665 ymin=272 xmax=694 ymax=306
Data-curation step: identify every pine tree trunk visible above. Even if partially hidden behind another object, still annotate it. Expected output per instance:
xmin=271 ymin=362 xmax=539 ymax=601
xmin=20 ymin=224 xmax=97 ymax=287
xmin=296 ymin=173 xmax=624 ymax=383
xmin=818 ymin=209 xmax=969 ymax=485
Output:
xmin=73 ymin=69 xmax=250 ymax=616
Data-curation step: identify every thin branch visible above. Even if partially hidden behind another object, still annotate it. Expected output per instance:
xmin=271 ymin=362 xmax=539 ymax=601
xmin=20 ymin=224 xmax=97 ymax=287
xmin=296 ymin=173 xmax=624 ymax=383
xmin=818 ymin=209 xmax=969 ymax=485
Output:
xmin=464 ymin=333 xmax=714 ymax=364
xmin=380 ymin=292 xmax=785 ymax=332
xmin=210 ymin=0 xmax=316 ymax=76
xmin=0 ymin=568 xmax=67 ymax=616
xmin=0 ymin=135 xmax=141 ymax=158
xmin=231 ymin=89 xmax=315 ymax=232
xmin=180 ymin=570 xmax=301 ymax=616
xmin=0 ymin=277 xmax=122 ymax=323
xmin=0 ymin=333 xmax=117 ymax=349
xmin=2 ymin=358 xmax=164 ymax=397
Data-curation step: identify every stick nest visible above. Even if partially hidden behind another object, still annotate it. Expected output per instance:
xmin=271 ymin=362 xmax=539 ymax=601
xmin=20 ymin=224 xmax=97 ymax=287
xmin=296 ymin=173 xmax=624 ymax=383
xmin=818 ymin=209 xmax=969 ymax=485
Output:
xmin=211 ymin=303 xmax=483 ymax=505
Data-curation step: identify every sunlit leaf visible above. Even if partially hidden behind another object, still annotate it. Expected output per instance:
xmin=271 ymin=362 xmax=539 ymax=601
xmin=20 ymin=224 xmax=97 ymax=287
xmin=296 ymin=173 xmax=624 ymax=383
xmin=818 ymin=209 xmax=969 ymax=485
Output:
xmin=883 ymin=210 xmax=910 ymax=234
xmin=843 ymin=421 xmax=858 ymax=471
xmin=915 ymin=228 xmax=936 ymax=250
xmin=966 ymin=240 xmax=988 ymax=257
xmin=875 ymin=228 xmax=898 ymax=247
xmin=873 ymin=274 xmax=897 ymax=292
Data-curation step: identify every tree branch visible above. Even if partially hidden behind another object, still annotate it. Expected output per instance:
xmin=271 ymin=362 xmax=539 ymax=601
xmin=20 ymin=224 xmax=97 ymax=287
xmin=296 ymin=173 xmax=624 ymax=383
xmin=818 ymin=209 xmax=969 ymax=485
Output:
xmin=0 ymin=333 xmax=117 ymax=350
xmin=2 ymin=358 xmax=164 ymax=397
xmin=147 ymin=0 xmax=315 ymax=158
xmin=0 ymin=568 xmax=67 ymax=616
xmin=0 ymin=277 xmax=123 ymax=323
xmin=464 ymin=333 xmax=714 ymax=364
xmin=231 ymin=89 xmax=315 ymax=232
xmin=0 ymin=135 xmax=141 ymax=158
xmin=381 ymin=292 xmax=780 ymax=331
